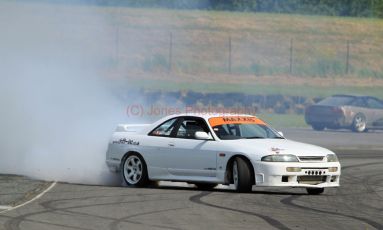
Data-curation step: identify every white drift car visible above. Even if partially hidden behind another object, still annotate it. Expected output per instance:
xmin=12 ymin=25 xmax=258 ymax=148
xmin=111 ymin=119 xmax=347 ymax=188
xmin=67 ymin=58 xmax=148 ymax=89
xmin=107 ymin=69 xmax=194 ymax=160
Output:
xmin=106 ymin=113 xmax=340 ymax=194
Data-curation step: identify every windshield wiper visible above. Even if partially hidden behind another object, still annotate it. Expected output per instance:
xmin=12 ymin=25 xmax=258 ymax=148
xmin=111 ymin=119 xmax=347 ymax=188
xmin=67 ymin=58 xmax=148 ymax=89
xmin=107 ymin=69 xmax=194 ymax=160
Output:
xmin=272 ymin=136 xmax=285 ymax=139
xmin=245 ymin=136 xmax=265 ymax=139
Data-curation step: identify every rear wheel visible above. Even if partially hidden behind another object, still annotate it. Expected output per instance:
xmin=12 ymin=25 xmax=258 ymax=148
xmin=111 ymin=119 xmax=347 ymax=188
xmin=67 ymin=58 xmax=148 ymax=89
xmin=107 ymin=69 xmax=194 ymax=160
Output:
xmin=232 ymin=157 xmax=253 ymax=193
xmin=312 ymin=123 xmax=325 ymax=131
xmin=306 ymin=188 xmax=324 ymax=195
xmin=122 ymin=153 xmax=148 ymax=187
xmin=352 ymin=113 xmax=366 ymax=133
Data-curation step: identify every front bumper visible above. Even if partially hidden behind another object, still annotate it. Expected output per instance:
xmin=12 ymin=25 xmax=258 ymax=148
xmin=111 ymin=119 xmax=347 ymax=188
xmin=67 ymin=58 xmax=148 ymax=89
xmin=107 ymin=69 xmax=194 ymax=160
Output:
xmin=253 ymin=161 xmax=341 ymax=188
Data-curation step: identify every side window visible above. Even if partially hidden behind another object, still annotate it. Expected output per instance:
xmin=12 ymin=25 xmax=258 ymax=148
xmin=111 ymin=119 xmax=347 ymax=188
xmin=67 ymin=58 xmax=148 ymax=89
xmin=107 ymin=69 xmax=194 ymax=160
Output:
xmin=366 ymin=98 xmax=383 ymax=109
xmin=150 ymin=118 xmax=178 ymax=137
xmin=176 ymin=118 xmax=209 ymax=139
xmin=350 ymin=98 xmax=366 ymax=107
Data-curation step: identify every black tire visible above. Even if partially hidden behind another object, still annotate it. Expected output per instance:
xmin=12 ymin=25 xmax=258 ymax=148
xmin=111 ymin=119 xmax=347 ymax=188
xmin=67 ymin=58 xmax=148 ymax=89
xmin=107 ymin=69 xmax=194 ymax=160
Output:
xmin=312 ymin=123 xmax=325 ymax=131
xmin=352 ymin=113 xmax=367 ymax=133
xmin=121 ymin=153 xmax=149 ymax=187
xmin=194 ymin=183 xmax=218 ymax=190
xmin=306 ymin=188 xmax=324 ymax=195
xmin=232 ymin=157 xmax=253 ymax=193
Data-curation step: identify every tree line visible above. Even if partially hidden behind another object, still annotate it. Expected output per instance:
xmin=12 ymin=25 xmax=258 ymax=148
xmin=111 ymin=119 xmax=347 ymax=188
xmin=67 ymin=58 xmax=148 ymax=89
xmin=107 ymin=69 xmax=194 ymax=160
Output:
xmin=23 ymin=0 xmax=383 ymax=18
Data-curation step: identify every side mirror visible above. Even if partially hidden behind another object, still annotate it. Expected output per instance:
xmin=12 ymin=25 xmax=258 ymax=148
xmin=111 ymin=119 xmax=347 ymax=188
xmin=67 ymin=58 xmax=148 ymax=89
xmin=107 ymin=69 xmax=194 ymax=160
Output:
xmin=277 ymin=131 xmax=284 ymax=137
xmin=195 ymin=131 xmax=213 ymax=140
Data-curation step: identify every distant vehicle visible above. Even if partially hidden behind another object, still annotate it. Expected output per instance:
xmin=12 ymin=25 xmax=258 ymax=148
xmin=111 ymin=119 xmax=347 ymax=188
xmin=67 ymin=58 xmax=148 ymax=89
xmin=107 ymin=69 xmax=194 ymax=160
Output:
xmin=305 ymin=95 xmax=383 ymax=132
xmin=106 ymin=113 xmax=340 ymax=195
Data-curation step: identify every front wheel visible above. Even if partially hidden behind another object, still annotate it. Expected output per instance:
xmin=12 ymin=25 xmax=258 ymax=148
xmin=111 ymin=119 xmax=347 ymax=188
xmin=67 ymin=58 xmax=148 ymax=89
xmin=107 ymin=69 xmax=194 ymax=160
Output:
xmin=232 ymin=157 xmax=253 ymax=193
xmin=306 ymin=188 xmax=324 ymax=195
xmin=122 ymin=153 xmax=148 ymax=187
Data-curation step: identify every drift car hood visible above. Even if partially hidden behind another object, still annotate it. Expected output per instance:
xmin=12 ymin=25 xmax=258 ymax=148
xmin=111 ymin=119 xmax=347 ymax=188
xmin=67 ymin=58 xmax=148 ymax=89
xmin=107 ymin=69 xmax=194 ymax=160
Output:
xmin=220 ymin=138 xmax=334 ymax=160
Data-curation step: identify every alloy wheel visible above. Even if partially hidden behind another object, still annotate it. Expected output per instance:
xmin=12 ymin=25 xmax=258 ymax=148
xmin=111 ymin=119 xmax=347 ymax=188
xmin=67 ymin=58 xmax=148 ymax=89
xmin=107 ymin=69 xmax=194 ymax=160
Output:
xmin=123 ymin=155 xmax=143 ymax=185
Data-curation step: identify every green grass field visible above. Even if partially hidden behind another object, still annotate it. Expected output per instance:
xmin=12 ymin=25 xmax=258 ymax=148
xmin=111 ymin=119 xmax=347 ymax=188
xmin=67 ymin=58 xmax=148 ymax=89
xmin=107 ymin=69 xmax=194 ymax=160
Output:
xmin=105 ymin=6 xmax=383 ymax=98
xmin=127 ymin=78 xmax=383 ymax=98
xmin=257 ymin=113 xmax=307 ymax=128
xmin=106 ymin=7 xmax=383 ymax=78
xmin=3 ymin=1 xmax=383 ymax=100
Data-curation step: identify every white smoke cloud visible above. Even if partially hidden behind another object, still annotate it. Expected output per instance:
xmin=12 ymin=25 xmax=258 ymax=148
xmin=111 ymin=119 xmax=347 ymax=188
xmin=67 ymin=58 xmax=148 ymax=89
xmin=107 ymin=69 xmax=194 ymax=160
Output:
xmin=0 ymin=2 xmax=129 ymax=185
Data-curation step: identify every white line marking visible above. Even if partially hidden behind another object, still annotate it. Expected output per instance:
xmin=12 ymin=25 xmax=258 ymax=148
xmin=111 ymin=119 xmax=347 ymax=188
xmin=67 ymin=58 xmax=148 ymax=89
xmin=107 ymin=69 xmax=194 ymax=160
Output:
xmin=0 ymin=205 xmax=12 ymax=210
xmin=0 ymin=181 xmax=57 ymax=214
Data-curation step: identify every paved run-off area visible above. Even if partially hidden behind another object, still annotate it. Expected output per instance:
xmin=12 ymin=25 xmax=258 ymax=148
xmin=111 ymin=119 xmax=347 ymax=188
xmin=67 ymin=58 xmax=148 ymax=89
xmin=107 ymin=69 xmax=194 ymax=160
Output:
xmin=0 ymin=129 xmax=382 ymax=230
xmin=0 ymin=176 xmax=51 ymax=209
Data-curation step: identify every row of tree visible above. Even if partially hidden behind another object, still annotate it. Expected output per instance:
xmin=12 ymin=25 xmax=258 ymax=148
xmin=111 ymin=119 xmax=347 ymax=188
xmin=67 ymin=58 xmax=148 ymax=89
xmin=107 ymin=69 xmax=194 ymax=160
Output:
xmin=25 ymin=0 xmax=383 ymax=18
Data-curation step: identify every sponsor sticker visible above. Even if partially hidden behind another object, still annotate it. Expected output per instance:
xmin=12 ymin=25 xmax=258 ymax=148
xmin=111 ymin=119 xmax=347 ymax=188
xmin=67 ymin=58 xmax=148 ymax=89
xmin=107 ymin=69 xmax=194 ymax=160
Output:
xmin=208 ymin=116 xmax=265 ymax=127
xmin=113 ymin=138 xmax=140 ymax=145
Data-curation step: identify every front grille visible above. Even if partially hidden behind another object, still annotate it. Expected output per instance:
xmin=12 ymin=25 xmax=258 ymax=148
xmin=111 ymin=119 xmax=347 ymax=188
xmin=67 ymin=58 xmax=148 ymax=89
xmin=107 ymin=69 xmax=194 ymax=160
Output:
xmin=299 ymin=156 xmax=324 ymax=162
xmin=297 ymin=176 xmax=327 ymax=185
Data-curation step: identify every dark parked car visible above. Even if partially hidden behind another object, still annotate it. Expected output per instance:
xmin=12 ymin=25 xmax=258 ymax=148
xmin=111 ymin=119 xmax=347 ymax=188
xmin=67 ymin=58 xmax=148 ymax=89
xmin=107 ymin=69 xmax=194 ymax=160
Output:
xmin=305 ymin=95 xmax=383 ymax=132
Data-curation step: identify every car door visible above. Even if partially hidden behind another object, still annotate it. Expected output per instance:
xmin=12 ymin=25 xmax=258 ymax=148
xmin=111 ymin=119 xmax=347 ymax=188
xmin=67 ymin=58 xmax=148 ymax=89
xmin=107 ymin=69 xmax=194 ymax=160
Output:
xmin=348 ymin=98 xmax=371 ymax=122
xmin=166 ymin=117 xmax=218 ymax=179
xmin=365 ymin=98 xmax=383 ymax=127
xmin=143 ymin=117 xmax=180 ymax=178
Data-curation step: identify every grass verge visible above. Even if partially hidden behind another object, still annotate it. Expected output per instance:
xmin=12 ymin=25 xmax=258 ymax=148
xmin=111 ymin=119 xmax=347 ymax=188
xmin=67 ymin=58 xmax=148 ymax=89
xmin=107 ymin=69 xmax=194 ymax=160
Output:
xmin=257 ymin=113 xmax=308 ymax=128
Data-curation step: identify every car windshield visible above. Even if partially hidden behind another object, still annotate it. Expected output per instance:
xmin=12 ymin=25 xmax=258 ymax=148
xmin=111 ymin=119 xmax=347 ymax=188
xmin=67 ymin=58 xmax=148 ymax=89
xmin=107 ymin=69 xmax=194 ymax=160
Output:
xmin=208 ymin=116 xmax=282 ymax=140
xmin=318 ymin=96 xmax=355 ymax=106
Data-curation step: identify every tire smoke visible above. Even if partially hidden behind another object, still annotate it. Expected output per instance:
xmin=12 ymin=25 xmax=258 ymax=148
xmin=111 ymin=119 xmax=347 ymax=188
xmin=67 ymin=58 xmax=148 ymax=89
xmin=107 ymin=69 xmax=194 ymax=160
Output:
xmin=0 ymin=2 xmax=129 ymax=185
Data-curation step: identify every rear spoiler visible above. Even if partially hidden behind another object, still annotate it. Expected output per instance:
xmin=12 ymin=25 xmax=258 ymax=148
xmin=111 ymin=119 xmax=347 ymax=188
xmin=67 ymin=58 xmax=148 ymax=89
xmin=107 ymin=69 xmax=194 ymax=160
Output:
xmin=115 ymin=124 xmax=150 ymax=132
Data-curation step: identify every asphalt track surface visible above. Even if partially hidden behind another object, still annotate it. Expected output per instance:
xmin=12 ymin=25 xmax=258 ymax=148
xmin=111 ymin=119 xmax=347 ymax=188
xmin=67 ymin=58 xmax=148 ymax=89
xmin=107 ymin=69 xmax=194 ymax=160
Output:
xmin=1 ymin=129 xmax=383 ymax=230
xmin=281 ymin=128 xmax=383 ymax=150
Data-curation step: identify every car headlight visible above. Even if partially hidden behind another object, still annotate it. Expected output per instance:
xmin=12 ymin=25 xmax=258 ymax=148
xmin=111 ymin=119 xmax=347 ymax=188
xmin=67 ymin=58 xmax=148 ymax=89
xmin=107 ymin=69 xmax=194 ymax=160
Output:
xmin=327 ymin=154 xmax=339 ymax=162
xmin=261 ymin=154 xmax=299 ymax=162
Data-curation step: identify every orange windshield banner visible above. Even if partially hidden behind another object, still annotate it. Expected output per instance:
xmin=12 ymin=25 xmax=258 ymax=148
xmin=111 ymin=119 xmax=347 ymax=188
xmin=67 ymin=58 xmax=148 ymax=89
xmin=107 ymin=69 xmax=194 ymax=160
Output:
xmin=208 ymin=116 xmax=266 ymax=127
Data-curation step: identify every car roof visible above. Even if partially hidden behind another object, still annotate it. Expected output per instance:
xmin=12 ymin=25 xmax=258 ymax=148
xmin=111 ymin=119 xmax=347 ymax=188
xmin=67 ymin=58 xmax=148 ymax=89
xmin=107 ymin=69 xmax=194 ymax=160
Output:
xmin=161 ymin=113 xmax=256 ymax=120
